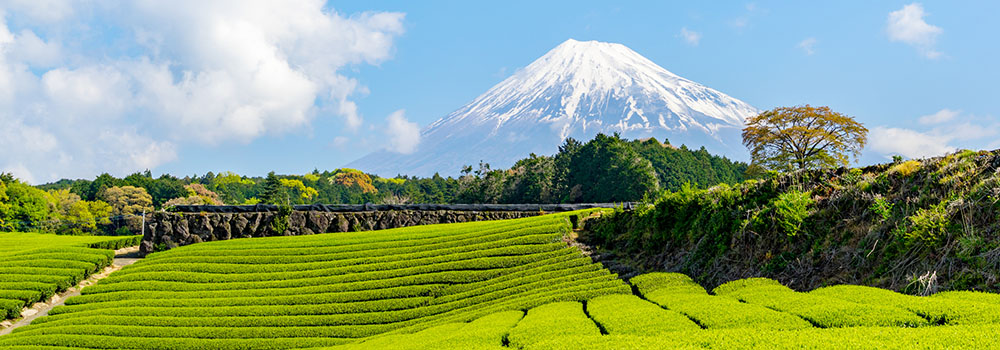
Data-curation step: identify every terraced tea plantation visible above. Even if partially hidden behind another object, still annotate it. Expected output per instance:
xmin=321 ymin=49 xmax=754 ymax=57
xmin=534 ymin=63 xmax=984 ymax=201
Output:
xmin=0 ymin=233 xmax=141 ymax=321
xmin=4 ymin=211 xmax=1000 ymax=349
xmin=0 ymin=211 xmax=630 ymax=348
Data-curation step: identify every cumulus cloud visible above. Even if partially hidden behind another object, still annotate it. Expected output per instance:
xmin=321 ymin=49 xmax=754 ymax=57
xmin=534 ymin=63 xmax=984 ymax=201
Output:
xmin=869 ymin=127 xmax=955 ymax=159
xmin=385 ymin=110 xmax=420 ymax=154
xmin=679 ymin=27 xmax=701 ymax=46
xmin=887 ymin=3 xmax=943 ymax=59
xmin=0 ymin=2 xmax=405 ymax=183
xmin=798 ymin=37 xmax=817 ymax=55
xmin=869 ymin=110 xmax=1000 ymax=159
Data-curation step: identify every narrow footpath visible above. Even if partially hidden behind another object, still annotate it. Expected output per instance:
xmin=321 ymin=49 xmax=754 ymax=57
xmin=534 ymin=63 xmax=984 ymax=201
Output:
xmin=0 ymin=246 xmax=143 ymax=336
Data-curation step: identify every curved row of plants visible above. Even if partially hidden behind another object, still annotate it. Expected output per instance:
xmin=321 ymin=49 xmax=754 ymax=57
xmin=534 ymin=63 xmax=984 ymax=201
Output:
xmin=340 ymin=272 xmax=1000 ymax=349
xmin=0 ymin=233 xmax=140 ymax=321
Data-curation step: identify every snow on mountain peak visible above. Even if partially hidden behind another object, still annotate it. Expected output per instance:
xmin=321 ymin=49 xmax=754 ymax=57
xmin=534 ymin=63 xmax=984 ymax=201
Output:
xmin=351 ymin=39 xmax=760 ymax=177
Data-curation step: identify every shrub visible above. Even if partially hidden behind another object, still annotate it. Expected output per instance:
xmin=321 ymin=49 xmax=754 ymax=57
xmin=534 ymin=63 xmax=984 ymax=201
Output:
xmin=586 ymin=294 xmax=699 ymax=335
xmin=890 ymin=160 xmax=922 ymax=177
xmin=900 ymin=201 xmax=952 ymax=244
xmin=506 ymin=302 xmax=601 ymax=348
xmin=770 ymin=191 xmax=813 ymax=237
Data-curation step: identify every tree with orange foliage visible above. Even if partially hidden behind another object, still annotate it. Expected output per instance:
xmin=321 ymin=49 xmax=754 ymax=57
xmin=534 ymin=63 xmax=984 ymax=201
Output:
xmin=331 ymin=169 xmax=378 ymax=194
xmin=742 ymin=105 xmax=868 ymax=171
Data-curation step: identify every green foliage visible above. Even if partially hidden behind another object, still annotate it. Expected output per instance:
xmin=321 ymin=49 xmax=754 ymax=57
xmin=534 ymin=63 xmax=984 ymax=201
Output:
xmin=507 ymin=302 xmax=601 ymax=348
xmin=0 ymin=176 xmax=51 ymax=232
xmin=562 ymin=133 xmax=660 ymax=202
xmin=0 ymin=232 xmax=139 ymax=322
xmin=768 ymin=191 xmax=813 ymax=237
xmin=631 ymin=273 xmax=811 ymax=330
xmin=337 ymin=310 xmax=523 ymax=350
xmin=524 ymin=326 xmax=1000 ymax=350
xmin=713 ymin=277 xmax=927 ymax=327
xmin=588 ymin=180 xmax=777 ymax=272
xmin=899 ymin=201 xmax=952 ymax=245
xmin=268 ymin=204 xmax=293 ymax=235
xmin=279 ymin=178 xmax=319 ymax=203
xmin=586 ymin=294 xmax=699 ymax=335
xmin=631 ymin=138 xmax=747 ymax=191
xmin=454 ymin=133 xmax=746 ymax=204
xmin=259 ymin=172 xmax=287 ymax=205
xmin=813 ymin=285 xmax=1000 ymax=325
xmin=870 ymin=196 xmax=894 ymax=221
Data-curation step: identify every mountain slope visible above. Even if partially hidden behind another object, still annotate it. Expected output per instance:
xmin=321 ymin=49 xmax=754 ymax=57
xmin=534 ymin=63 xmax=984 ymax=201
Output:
xmin=351 ymin=39 xmax=759 ymax=177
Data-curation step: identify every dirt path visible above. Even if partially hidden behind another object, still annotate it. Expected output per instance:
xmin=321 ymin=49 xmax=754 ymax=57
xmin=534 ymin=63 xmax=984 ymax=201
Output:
xmin=0 ymin=246 xmax=142 ymax=336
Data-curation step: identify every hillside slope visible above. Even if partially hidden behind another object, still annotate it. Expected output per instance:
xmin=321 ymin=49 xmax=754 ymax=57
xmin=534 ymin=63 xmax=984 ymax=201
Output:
xmin=585 ymin=149 xmax=1000 ymax=293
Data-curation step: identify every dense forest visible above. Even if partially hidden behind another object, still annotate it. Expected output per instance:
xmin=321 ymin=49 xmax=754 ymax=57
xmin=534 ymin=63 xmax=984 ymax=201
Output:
xmin=1 ymin=133 xmax=746 ymax=234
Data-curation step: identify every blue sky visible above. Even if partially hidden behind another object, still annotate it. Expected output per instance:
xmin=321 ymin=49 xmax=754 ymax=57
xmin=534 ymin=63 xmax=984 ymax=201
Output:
xmin=1 ymin=1 xmax=997 ymax=183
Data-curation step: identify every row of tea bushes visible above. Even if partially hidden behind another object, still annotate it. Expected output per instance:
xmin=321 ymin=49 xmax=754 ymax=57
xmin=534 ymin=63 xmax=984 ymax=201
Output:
xmin=0 ymin=233 xmax=140 ymax=320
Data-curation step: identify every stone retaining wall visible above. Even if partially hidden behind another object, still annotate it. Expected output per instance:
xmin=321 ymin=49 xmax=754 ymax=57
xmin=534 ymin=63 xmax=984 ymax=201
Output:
xmin=141 ymin=210 xmax=540 ymax=254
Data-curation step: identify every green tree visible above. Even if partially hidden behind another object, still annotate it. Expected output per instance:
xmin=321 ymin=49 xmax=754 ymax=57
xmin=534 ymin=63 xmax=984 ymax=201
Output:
xmin=280 ymin=178 xmax=319 ymax=204
xmin=147 ymin=174 xmax=187 ymax=208
xmin=504 ymin=154 xmax=556 ymax=203
xmin=210 ymin=171 xmax=256 ymax=205
xmin=563 ymin=133 xmax=660 ymax=202
xmin=84 ymin=173 xmax=123 ymax=201
xmin=260 ymin=172 xmax=288 ymax=205
xmin=742 ymin=105 xmax=868 ymax=171
xmin=45 ymin=189 xmax=112 ymax=235
xmin=100 ymin=186 xmax=154 ymax=217
xmin=0 ymin=175 xmax=51 ymax=231
xmin=0 ymin=173 xmax=11 ymax=230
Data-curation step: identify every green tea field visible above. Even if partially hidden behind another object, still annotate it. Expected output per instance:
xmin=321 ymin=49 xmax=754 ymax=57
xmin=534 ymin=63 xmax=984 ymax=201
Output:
xmin=0 ymin=233 xmax=141 ymax=322
xmin=2 ymin=212 xmax=1000 ymax=349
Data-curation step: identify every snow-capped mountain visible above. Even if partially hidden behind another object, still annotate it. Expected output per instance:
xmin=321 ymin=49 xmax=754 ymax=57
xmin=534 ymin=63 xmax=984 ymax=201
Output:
xmin=349 ymin=39 xmax=759 ymax=177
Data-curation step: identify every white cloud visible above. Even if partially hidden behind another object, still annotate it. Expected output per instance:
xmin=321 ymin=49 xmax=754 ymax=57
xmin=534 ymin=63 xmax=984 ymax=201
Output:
xmin=869 ymin=127 xmax=955 ymax=159
xmin=798 ymin=37 xmax=817 ymax=55
xmin=0 ymin=2 xmax=405 ymax=182
xmin=385 ymin=109 xmax=420 ymax=154
xmin=918 ymin=108 xmax=958 ymax=125
xmin=869 ymin=110 xmax=1000 ymax=159
xmin=6 ymin=30 xmax=62 ymax=68
xmin=887 ymin=3 xmax=943 ymax=59
xmin=2 ymin=0 xmax=75 ymax=23
xmin=680 ymin=27 xmax=701 ymax=46
xmin=331 ymin=136 xmax=349 ymax=148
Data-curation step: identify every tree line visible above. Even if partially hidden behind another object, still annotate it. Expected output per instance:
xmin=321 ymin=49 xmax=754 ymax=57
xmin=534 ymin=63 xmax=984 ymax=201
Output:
xmin=1 ymin=133 xmax=747 ymax=234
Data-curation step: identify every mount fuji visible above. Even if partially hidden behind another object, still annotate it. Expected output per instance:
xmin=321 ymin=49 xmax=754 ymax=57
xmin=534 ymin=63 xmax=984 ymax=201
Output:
xmin=349 ymin=39 xmax=760 ymax=177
